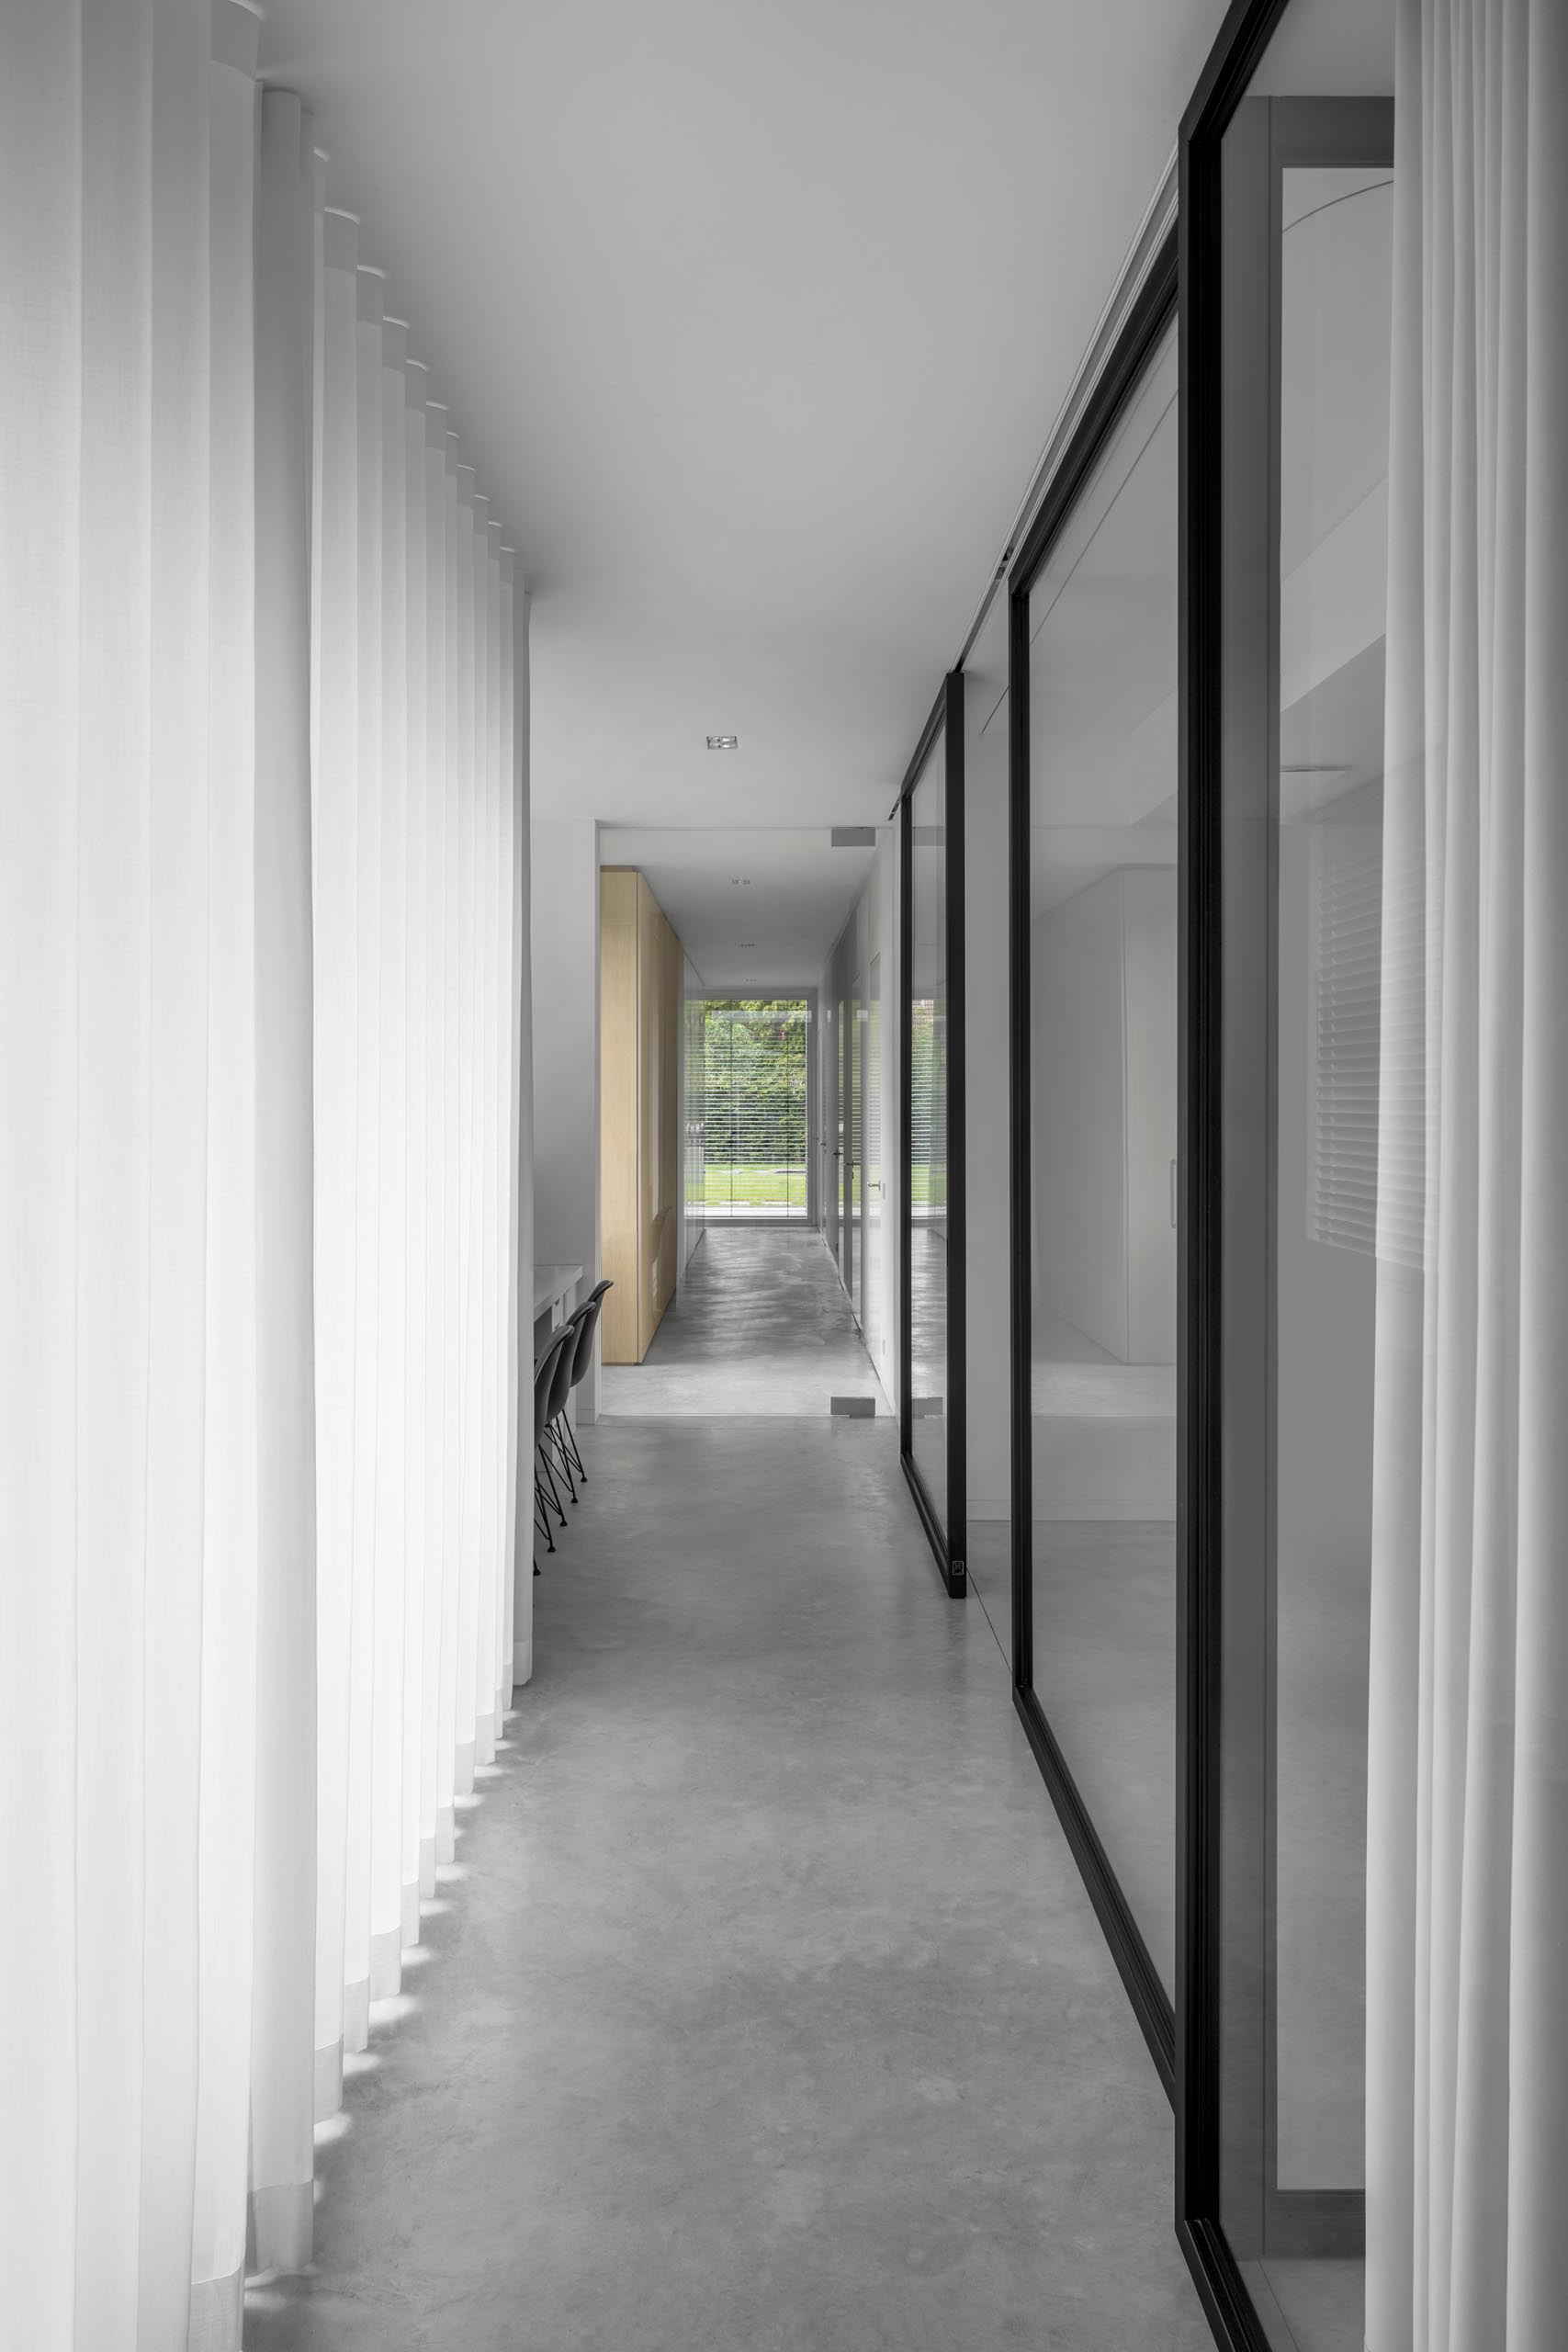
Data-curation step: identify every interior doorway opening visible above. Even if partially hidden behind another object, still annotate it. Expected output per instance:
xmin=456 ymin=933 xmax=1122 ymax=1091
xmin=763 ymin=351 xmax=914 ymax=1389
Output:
xmin=686 ymin=997 xmax=811 ymax=1227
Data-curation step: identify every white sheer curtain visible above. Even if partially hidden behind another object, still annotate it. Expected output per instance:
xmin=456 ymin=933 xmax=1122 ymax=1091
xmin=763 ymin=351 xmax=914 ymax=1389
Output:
xmin=251 ymin=76 xmax=321 ymax=2282
xmin=0 ymin=2 xmax=532 ymax=2341
xmin=309 ymin=223 xmax=530 ymax=2120
xmin=1366 ymin=2 xmax=1568 ymax=2348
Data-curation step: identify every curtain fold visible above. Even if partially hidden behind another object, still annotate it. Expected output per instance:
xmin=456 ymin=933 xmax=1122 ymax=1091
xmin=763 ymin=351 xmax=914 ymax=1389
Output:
xmin=0 ymin=4 xmax=531 ymax=2339
xmin=75 ymin=0 xmax=154 ymax=2339
xmin=251 ymin=80 xmax=320 ymax=2279
xmin=509 ymin=571 xmax=535 ymax=1695
xmin=1367 ymin=3 xmax=1568 ymax=2348
xmin=190 ymin=13 xmax=262 ymax=2336
xmin=312 ymin=198 xmax=361 ymax=2124
xmin=141 ymin=2 xmax=213 ymax=2334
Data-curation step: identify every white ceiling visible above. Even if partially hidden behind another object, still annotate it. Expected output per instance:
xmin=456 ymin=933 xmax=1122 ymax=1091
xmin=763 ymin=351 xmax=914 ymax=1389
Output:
xmin=601 ymin=827 xmax=874 ymax=994
xmin=259 ymin=0 xmax=1231 ymax=970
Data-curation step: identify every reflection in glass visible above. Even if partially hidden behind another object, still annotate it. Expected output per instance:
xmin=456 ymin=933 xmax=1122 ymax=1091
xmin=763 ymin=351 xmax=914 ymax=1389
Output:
xmin=863 ymin=955 xmax=883 ymax=1369
xmin=1026 ymin=322 xmax=1178 ymax=1995
xmin=1261 ymin=161 xmax=1393 ymax=2350
xmin=850 ymin=967 xmax=863 ymax=1320
xmin=838 ymin=991 xmax=852 ymax=1289
xmin=1222 ymin=149 xmax=1393 ymax=2352
xmin=1213 ymin=8 xmax=1397 ymax=2340
xmin=909 ymin=740 xmax=948 ymax=1530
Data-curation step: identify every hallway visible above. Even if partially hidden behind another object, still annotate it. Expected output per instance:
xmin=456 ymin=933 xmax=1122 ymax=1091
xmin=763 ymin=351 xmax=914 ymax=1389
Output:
xmin=600 ymin=1227 xmax=888 ymax=1418
xmin=248 ymin=1235 xmax=1205 ymax=2351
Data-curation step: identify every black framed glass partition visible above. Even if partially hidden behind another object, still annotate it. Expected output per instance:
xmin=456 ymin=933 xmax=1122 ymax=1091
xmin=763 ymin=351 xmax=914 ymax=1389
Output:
xmin=1008 ymin=239 xmax=1179 ymax=2083
xmin=898 ymin=673 xmax=965 ymax=1597
xmin=1179 ymin=2 xmax=1400 ymax=2346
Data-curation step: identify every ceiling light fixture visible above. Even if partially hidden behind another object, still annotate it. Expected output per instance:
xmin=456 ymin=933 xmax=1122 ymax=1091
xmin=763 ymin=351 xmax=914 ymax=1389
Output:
xmin=706 ymin=734 xmax=739 ymax=750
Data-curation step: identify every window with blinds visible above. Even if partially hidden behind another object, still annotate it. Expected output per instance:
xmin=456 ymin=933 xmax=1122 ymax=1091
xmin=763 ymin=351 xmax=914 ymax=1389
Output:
xmin=689 ymin=1000 xmax=809 ymax=1221
xmin=1307 ymin=820 xmax=1426 ymax=1268
xmin=683 ymin=991 xmax=706 ymax=1249
xmin=909 ymin=998 xmax=945 ymax=1227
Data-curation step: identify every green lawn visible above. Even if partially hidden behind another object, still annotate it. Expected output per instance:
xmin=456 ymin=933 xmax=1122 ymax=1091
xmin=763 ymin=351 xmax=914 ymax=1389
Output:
xmin=694 ymin=1162 xmax=946 ymax=1208
xmin=696 ymin=1163 xmax=807 ymax=1208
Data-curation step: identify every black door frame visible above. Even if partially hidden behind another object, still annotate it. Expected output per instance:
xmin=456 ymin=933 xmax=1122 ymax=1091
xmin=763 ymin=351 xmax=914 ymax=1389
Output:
xmin=1006 ymin=231 xmax=1180 ymax=2093
xmin=897 ymin=671 xmax=966 ymax=1599
xmin=1179 ymin=0 xmax=1393 ymax=2335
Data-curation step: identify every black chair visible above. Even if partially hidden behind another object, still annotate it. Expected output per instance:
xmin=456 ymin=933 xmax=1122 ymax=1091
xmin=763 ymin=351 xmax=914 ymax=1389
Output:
xmin=547 ymin=1278 xmax=613 ymax=1489
xmin=537 ymin=1304 xmax=589 ymax=1522
xmin=532 ymin=1323 xmax=577 ymax=1566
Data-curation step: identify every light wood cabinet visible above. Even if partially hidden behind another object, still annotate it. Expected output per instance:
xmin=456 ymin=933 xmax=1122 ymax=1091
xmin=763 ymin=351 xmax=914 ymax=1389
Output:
xmin=600 ymin=868 xmax=683 ymax=1363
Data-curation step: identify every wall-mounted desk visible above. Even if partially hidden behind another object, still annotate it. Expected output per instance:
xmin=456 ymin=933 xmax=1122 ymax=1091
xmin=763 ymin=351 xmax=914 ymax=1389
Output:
xmin=534 ymin=1262 xmax=584 ymax=1345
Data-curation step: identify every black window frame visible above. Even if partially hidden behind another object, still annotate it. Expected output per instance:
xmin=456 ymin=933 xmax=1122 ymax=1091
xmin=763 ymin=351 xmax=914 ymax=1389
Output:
xmin=897 ymin=670 xmax=967 ymax=1600
xmin=1178 ymin=0 xmax=1394 ymax=2339
xmin=1006 ymin=229 xmax=1181 ymax=2093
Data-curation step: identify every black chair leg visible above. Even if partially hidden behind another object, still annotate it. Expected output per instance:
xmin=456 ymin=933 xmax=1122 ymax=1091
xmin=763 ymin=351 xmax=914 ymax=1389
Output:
xmin=546 ymin=1419 xmax=579 ymax=1502
xmin=537 ymin=1443 xmax=569 ymax=1527
xmin=535 ymin=1476 xmax=557 ymax=1553
xmin=558 ymin=1408 xmax=587 ymax=1484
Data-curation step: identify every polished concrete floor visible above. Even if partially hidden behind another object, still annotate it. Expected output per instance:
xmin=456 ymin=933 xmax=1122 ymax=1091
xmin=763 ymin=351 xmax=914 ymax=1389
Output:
xmin=601 ymin=1225 xmax=888 ymax=1417
xmin=247 ymin=1232 xmax=1212 ymax=2352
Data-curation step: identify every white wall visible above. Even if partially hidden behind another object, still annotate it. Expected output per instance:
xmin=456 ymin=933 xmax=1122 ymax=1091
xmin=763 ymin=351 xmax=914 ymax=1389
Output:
xmin=1122 ymin=868 xmax=1178 ymax=1365
xmin=530 ymin=814 xmax=602 ymax=1419
xmin=1031 ymin=865 xmax=1177 ymax=1366
xmin=1032 ymin=872 xmax=1134 ymax=1360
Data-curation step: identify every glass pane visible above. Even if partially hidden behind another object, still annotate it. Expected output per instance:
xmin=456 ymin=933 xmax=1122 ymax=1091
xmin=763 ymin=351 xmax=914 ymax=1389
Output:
xmin=1026 ymin=320 xmax=1179 ymax=1994
xmin=838 ymin=992 xmax=851 ymax=1282
xmin=694 ymin=1001 xmax=808 ymax=1221
xmin=1214 ymin=5 xmax=1395 ymax=2346
xmin=1272 ymin=150 xmax=1392 ymax=2242
xmin=909 ymin=736 xmax=948 ymax=1529
xmin=863 ymin=955 xmax=883 ymax=1368
xmin=851 ymin=967 xmax=863 ymax=1317
xmin=958 ymin=591 xmax=1011 ymax=1646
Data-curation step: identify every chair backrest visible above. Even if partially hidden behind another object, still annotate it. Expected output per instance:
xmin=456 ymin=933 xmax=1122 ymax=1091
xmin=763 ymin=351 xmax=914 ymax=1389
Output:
xmin=533 ymin=1324 xmax=575 ymax=1444
xmin=567 ymin=1278 xmax=613 ymax=1390
xmin=547 ymin=1304 xmax=591 ymax=1421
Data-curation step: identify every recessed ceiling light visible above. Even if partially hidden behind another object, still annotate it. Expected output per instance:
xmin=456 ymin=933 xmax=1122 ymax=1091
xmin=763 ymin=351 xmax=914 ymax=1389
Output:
xmin=706 ymin=734 xmax=739 ymax=750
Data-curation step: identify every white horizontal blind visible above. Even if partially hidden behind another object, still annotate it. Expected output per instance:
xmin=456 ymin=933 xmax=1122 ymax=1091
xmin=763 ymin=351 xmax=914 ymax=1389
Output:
xmin=1308 ymin=820 xmax=1425 ymax=1267
xmin=909 ymin=998 xmax=945 ymax=1227
xmin=683 ymin=992 xmax=706 ymax=1234
xmin=695 ymin=1001 xmax=807 ymax=1219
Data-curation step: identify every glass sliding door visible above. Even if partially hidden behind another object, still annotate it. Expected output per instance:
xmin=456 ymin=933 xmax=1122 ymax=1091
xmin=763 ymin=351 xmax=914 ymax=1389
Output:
xmin=1009 ymin=248 xmax=1179 ymax=2075
xmin=837 ymin=989 xmax=852 ymax=1289
xmin=899 ymin=673 xmax=965 ymax=1596
xmin=1180 ymin=2 xmax=1408 ymax=2345
xmin=850 ymin=968 xmax=863 ymax=1321
xmin=863 ymin=954 xmax=883 ymax=1369
xmin=693 ymin=1000 xmax=809 ymax=1221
